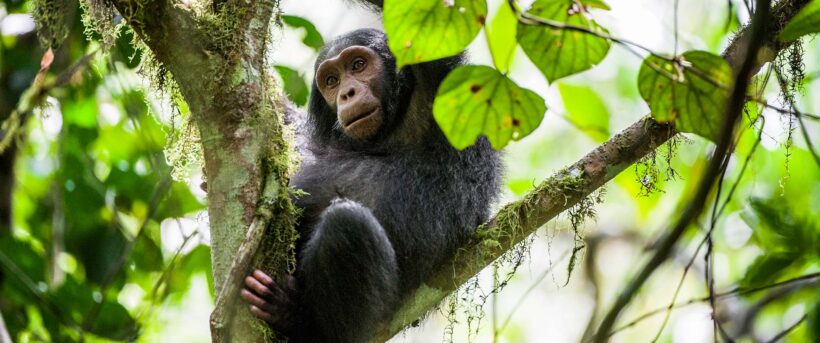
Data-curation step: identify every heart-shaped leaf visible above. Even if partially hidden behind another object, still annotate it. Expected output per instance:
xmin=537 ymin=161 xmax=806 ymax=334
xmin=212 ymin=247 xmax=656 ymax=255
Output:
xmin=779 ymin=0 xmax=820 ymax=42
xmin=281 ymin=15 xmax=324 ymax=51
xmin=434 ymin=65 xmax=547 ymax=149
xmin=517 ymin=0 xmax=612 ymax=83
xmin=638 ymin=51 xmax=733 ymax=142
xmin=384 ymin=0 xmax=487 ymax=66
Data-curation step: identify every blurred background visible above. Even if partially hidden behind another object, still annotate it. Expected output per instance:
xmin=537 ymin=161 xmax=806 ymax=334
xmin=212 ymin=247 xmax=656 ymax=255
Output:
xmin=0 ymin=0 xmax=817 ymax=342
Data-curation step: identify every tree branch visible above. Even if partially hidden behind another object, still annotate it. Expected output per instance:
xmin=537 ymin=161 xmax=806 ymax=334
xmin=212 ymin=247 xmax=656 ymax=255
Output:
xmin=373 ymin=0 xmax=810 ymax=340
xmin=608 ymin=272 xmax=820 ymax=337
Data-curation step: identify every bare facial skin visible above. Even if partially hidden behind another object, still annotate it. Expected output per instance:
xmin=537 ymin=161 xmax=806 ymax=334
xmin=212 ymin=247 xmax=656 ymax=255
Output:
xmin=315 ymin=46 xmax=385 ymax=140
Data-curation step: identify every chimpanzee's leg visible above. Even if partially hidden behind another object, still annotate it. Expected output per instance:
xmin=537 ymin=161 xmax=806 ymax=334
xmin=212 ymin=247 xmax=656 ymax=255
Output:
xmin=296 ymin=198 xmax=399 ymax=343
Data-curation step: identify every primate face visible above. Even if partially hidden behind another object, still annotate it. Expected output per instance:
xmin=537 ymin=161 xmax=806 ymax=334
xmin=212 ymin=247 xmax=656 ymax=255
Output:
xmin=315 ymin=46 xmax=386 ymax=141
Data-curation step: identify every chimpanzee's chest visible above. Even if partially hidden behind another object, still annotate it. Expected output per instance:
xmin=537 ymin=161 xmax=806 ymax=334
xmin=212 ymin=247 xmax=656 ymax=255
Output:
xmin=290 ymin=153 xmax=455 ymax=228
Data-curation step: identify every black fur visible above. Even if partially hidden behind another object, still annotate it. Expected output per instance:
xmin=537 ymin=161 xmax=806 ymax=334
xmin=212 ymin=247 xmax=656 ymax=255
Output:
xmin=288 ymin=28 xmax=501 ymax=343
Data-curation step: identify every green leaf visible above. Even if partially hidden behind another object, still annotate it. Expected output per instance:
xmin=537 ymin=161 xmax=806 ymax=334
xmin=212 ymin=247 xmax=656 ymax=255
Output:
xmin=433 ymin=65 xmax=547 ymax=149
xmin=740 ymin=253 xmax=798 ymax=288
xmin=90 ymin=301 xmax=139 ymax=340
xmin=167 ymin=245 xmax=214 ymax=300
xmin=517 ymin=0 xmax=612 ymax=82
xmin=384 ymin=0 xmax=487 ymax=66
xmin=557 ymin=83 xmax=610 ymax=142
xmin=582 ymin=0 xmax=611 ymax=10
xmin=638 ymin=51 xmax=733 ymax=142
xmin=157 ymin=182 xmax=205 ymax=219
xmin=275 ymin=65 xmax=310 ymax=107
xmin=809 ymin=300 xmax=820 ymax=342
xmin=62 ymin=98 xmax=98 ymax=128
xmin=779 ymin=0 xmax=820 ymax=42
xmin=130 ymin=234 xmax=164 ymax=272
xmin=743 ymin=199 xmax=819 ymax=256
xmin=51 ymin=276 xmax=138 ymax=340
xmin=487 ymin=2 xmax=518 ymax=72
xmin=281 ymin=15 xmax=324 ymax=50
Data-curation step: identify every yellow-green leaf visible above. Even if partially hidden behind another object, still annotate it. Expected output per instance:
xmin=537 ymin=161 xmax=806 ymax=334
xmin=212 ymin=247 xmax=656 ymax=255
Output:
xmin=638 ymin=51 xmax=733 ymax=142
xmin=558 ymin=83 xmax=610 ymax=142
xmin=384 ymin=0 xmax=487 ymax=66
xmin=779 ymin=0 xmax=820 ymax=42
xmin=487 ymin=2 xmax=518 ymax=73
xmin=433 ymin=65 xmax=547 ymax=149
xmin=517 ymin=0 xmax=611 ymax=83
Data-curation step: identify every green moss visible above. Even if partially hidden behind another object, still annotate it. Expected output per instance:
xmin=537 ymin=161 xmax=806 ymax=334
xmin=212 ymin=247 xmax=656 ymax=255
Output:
xmin=79 ymin=0 xmax=119 ymax=48
xmin=32 ymin=0 xmax=71 ymax=48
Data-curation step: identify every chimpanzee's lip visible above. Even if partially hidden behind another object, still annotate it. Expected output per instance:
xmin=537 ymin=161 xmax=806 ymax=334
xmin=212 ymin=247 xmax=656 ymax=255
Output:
xmin=344 ymin=107 xmax=378 ymax=127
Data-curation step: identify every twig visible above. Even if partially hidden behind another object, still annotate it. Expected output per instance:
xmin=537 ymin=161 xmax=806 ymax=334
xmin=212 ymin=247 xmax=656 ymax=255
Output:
xmin=507 ymin=0 xmax=664 ymax=59
xmin=746 ymin=97 xmax=820 ymax=120
xmin=591 ymin=0 xmax=774 ymax=341
xmin=0 ymin=49 xmax=98 ymax=153
xmin=138 ymin=229 xmax=200 ymax=321
xmin=606 ymin=272 xmax=820 ymax=337
xmin=764 ymin=314 xmax=807 ymax=343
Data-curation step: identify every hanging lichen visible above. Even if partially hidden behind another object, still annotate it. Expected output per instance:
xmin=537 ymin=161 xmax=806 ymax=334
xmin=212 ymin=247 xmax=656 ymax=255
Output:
xmin=32 ymin=0 xmax=72 ymax=48
xmin=773 ymin=41 xmax=805 ymax=193
xmin=563 ymin=187 xmax=605 ymax=286
xmin=79 ymin=0 xmax=119 ymax=48
xmin=163 ymin=107 xmax=203 ymax=181
xmin=634 ymin=136 xmax=683 ymax=196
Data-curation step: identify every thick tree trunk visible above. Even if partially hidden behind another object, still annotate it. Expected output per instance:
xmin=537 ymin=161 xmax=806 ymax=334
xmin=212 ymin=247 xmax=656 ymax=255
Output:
xmin=101 ymin=1 xmax=296 ymax=341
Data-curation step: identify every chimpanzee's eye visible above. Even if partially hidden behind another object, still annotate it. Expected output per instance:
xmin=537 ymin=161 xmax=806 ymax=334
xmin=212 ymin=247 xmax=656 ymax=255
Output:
xmin=326 ymin=75 xmax=339 ymax=87
xmin=352 ymin=58 xmax=367 ymax=72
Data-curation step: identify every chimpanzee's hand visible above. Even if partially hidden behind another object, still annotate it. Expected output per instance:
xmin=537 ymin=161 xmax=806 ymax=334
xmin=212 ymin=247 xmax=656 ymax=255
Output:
xmin=241 ymin=269 xmax=298 ymax=334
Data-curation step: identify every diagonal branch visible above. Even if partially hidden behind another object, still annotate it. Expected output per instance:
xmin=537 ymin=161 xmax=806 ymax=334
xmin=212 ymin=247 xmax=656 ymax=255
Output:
xmin=373 ymin=0 xmax=810 ymax=340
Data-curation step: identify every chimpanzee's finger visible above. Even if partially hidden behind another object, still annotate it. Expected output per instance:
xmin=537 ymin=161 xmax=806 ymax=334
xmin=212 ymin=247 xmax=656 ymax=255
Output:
xmin=249 ymin=305 xmax=277 ymax=324
xmin=253 ymin=269 xmax=275 ymax=286
xmin=240 ymin=289 xmax=275 ymax=312
xmin=244 ymin=275 xmax=275 ymax=299
xmin=253 ymin=270 xmax=291 ymax=298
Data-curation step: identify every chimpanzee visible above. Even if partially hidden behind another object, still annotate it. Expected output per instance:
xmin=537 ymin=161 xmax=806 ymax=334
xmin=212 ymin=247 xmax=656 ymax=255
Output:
xmin=240 ymin=27 xmax=501 ymax=342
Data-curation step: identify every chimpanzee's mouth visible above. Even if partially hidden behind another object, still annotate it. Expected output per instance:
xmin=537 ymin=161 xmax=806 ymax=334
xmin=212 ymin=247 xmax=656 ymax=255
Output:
xmin=344 ymin=107 xmax=378 ymax=128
